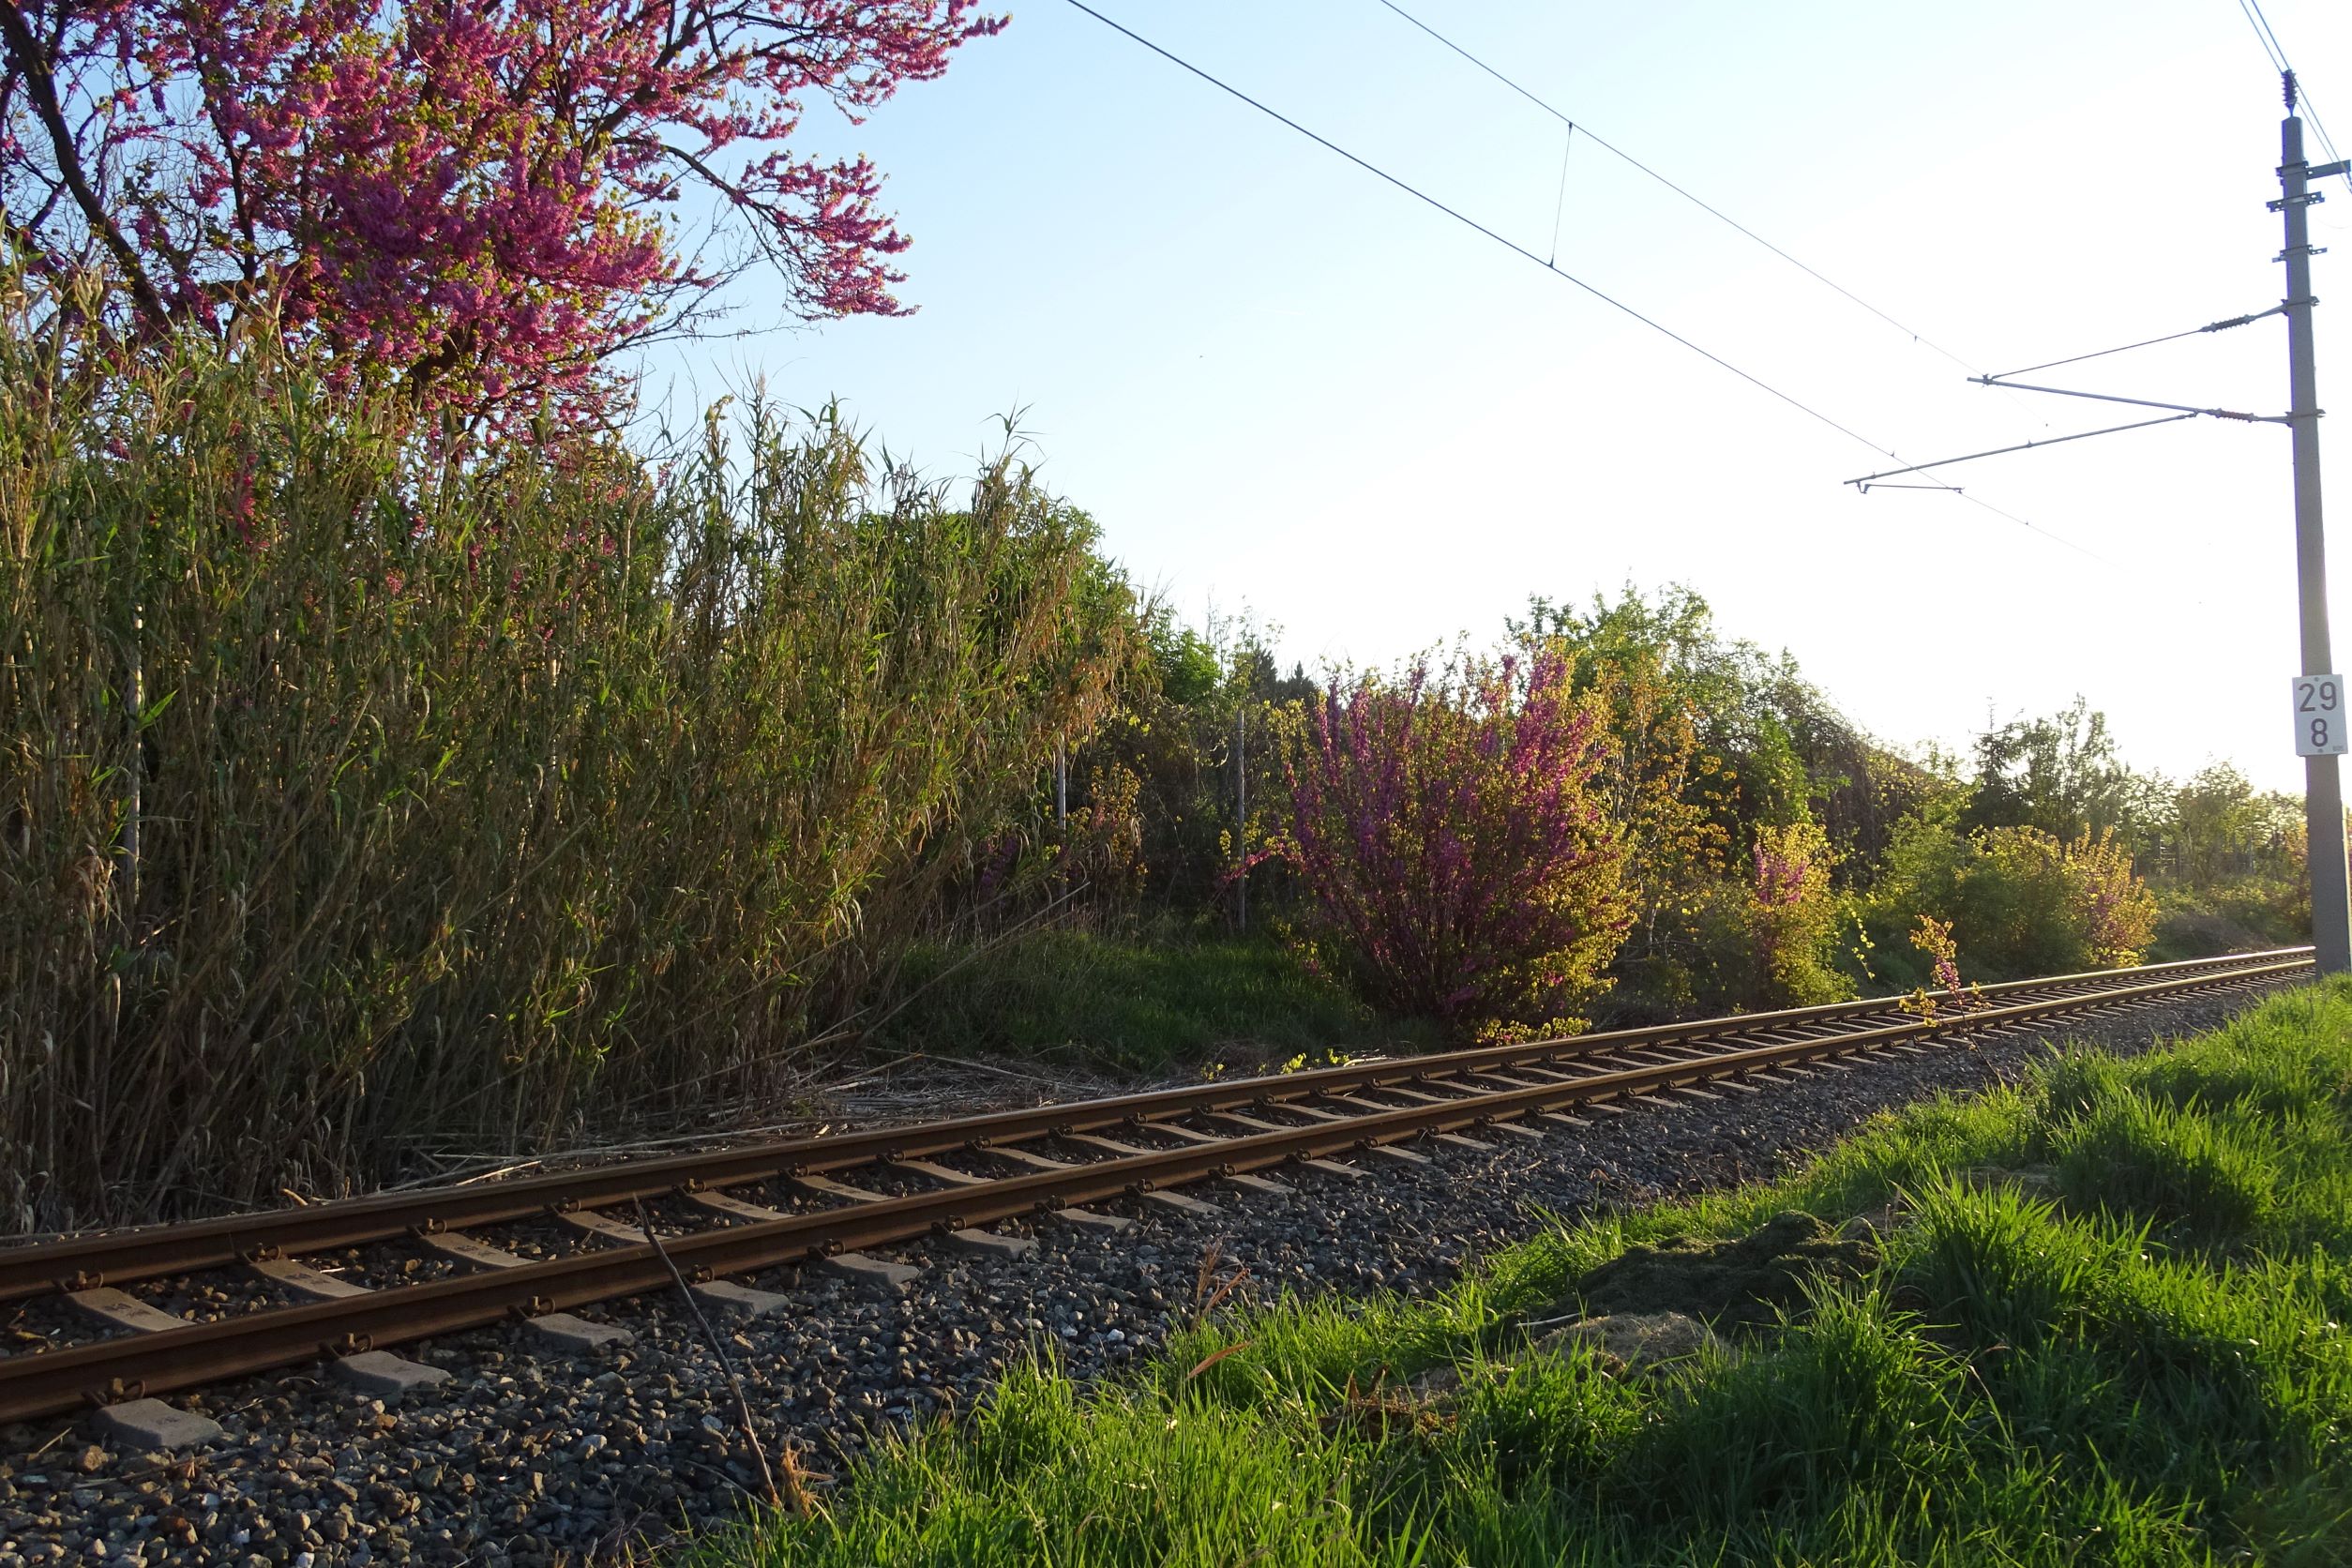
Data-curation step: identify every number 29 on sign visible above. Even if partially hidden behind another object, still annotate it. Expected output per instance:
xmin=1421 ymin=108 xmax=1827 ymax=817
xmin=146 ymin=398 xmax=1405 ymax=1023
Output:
xmin=2295 ymin=674 xmax=2349 ymax=756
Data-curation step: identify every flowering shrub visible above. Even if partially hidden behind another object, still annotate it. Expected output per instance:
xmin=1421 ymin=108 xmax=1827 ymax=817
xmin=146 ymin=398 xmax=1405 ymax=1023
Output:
xmin=1896 ymin=913 xmax=1980 ymax=1020
xmin=1743 ymin=820 xmax=1851 ymax=1006
xmin=1912 ymin=913 xmax=1968 ymax=997
xmin=1678 ymin=818 xmax=1850 ymax=1010
xmin=1275 ymin=650 xmax=1631 ymax=1031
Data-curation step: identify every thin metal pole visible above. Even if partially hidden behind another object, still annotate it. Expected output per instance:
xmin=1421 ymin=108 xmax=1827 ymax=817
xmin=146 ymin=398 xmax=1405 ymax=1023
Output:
xmin=1234 ymin=706 xmax=1248 ymax=933
xmin=2281 ymin=90 xmax=2352 ymax=973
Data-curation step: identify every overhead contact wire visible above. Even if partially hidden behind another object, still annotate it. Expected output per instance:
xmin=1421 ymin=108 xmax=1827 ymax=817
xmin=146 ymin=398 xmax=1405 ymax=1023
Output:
xmin=1063 ymin=4 xmax=1917 ymax=462
xmin=1369 ymin=0 xmax=2001 ymax=379
xmin=1060 ymin=0 xmax=2113 ymax=563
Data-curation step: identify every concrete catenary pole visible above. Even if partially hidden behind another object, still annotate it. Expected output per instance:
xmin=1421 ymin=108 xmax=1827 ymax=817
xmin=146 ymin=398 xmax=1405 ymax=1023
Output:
xmin=2280 ymin=73 xmax=2352 ymax=973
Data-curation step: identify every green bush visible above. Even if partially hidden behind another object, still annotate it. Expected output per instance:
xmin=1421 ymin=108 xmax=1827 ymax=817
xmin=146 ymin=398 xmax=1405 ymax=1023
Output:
xmin=1861 ymin=812 xmax=2158 ymax=983
xmin=1038 ymin=611 xmax=1312 ymax=926
xmin=1687 ymin=820 xmax=1855 ymax=1010
xmin=2150 ymin=875 xmax=2310 ymax=961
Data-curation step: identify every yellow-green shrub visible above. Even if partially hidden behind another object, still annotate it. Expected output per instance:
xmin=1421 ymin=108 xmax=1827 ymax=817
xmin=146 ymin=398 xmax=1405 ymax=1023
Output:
xmin=1863 ymin=814 xmax=2157 ymax=983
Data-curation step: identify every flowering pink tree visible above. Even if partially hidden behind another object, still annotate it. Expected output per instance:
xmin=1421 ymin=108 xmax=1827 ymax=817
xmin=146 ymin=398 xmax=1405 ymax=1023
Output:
xmin=1278 ymin=650 xmax=1632 ymax=1031
xmin=0 ymin=0 xmax=1001 ymax=418
xmin=1750 ymin=826 xmax=1817 ymax=912
xmin=1739 ymin=819 xmax=1847 ymax=1005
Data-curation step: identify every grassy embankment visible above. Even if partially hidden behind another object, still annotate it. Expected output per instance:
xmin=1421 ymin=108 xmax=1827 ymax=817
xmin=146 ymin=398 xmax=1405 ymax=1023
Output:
xmin=707 ymin=980 xmax=2352 ymax=1566
xmin=870 ymin=927 xmax=1440 ymax=1075
xmin=2149 ymin=876 xmax=2311 ymax=964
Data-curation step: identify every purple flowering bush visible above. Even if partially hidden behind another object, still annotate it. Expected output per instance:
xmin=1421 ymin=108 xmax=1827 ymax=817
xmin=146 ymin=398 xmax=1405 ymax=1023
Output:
xmin=1274 ymin=650 xmax=1632 ymax=1033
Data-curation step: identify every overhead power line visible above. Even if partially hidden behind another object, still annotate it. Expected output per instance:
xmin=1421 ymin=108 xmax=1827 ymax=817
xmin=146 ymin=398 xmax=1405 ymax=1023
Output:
xmin=1057 ymin=0 xmax=2110 ymax=562
xmin=1368 ymin=0 xmax=1996 ymax=380
xmin=1059 ymin=2 xmax=1888 ymax=454
xmin=1986 ymin=305 xmax=2287 ymax=381
xmin=2238 ymin=0 xmax=2348 ymax=184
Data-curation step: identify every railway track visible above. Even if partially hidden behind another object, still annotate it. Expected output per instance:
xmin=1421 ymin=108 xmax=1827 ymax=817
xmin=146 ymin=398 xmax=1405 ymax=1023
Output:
xmin=0 ymin=947 xmax=2311 ymax=1437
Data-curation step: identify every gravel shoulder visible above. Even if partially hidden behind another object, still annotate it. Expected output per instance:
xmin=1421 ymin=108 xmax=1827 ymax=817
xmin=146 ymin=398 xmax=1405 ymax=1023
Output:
xmin=0 ymin=981 xmax=2296 ymax=1567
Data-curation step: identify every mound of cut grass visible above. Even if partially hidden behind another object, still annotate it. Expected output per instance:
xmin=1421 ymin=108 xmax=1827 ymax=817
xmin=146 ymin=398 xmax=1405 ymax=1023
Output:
xmin=703 ymin=981 xmax=2352 ymax=1567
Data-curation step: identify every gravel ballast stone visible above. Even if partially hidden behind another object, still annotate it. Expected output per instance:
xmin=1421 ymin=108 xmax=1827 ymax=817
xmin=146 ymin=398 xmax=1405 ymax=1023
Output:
xmin=0 ymin=981 xmax=2296 ymax=1565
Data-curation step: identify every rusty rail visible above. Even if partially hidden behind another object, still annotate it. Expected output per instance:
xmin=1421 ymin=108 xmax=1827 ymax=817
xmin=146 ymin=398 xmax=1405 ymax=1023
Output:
xmin=0 ymin=950 xmax=2308 ymax=1425
xmin=0 ymin=946 xmax=2300 ymax=1305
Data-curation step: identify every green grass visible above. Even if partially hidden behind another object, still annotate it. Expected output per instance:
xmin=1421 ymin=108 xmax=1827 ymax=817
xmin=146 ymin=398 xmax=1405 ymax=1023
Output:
xmin=701 ymin=980 xmax=2352 ymax=1566
xmin=869 ymin=927 xmax=1440 ymax=1074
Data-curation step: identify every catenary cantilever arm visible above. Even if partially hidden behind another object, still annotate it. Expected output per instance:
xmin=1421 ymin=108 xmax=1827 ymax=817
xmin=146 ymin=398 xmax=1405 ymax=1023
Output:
xmin=1968 ymin=376 xmax=2290 ymax=423
xmin=1844 ymin=413 xmax=2197 ymax=489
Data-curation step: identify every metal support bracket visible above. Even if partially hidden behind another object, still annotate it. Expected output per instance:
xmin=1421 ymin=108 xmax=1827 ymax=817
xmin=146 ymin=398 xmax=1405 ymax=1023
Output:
xmin=1968 ymin=376 xmax=2289 ymax=424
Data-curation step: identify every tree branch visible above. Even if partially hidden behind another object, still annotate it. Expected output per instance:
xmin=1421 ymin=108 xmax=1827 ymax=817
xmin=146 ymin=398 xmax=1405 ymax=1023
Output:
xmin=0 ymin=0 xmax=169 ymax=326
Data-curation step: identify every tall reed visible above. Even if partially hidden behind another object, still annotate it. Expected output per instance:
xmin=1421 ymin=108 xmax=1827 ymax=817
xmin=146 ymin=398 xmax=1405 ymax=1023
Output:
xmin=0 ymin=296 xmax=1132 ymax=1229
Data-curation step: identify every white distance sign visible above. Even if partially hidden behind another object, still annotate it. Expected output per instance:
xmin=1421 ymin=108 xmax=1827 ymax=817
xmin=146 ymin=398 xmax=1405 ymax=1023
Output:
xmin=2294 ymin=674 xmax=2349 ymax=756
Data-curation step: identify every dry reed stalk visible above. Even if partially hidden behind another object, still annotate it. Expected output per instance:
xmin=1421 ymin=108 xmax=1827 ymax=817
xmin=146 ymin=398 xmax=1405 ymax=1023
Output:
xmin=0 ymin=288 xmax=1139 ymax=1230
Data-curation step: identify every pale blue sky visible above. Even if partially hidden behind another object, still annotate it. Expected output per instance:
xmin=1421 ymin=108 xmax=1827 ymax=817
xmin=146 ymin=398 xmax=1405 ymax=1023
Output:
xmin=640 ymin=0 xmax=2352 ymax=792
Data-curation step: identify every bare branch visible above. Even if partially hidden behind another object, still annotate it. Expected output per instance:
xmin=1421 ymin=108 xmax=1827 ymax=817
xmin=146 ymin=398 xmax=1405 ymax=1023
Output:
xmin=0 ymin=0 xmax=170 ymax=327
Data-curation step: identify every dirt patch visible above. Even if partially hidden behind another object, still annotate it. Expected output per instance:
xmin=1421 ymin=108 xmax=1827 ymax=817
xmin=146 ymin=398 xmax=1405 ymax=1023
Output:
xmin=1838 ymin=1199 xmax=1909 ymax=1242
xmin=1560 ymin=1210 xmax=1878 ymax=1331
xmin=1953 ymin=1164 xmax=2058 ymax=1197
xmin=1532 ymin=1310 xmax=1720 ymax=1374
xmin=1408 ymin=1310 xmax=1719 ymax=1399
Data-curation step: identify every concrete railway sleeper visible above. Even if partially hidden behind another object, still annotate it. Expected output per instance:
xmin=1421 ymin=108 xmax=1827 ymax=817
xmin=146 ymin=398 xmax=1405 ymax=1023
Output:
xmin=0 ymin=950 xmax=2313 ymax=1430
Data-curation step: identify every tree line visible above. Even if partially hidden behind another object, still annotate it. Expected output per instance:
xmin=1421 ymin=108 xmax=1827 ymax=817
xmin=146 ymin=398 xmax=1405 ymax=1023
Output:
xmin=1005 ymin=588 xmax=2305 ymax=1033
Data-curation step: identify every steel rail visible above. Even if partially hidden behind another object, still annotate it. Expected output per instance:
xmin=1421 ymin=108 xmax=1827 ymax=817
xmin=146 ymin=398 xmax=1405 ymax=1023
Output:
xmin=0 ymin=947 xmax=2302 ymax=1304
xmin=0 ymin=953 xmax=2309 ymax=1425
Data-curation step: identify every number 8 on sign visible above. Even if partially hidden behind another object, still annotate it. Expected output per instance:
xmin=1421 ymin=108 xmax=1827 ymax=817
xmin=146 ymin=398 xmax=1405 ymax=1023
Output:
xmin=2294 ymin=674 xmax=2349 ymax=756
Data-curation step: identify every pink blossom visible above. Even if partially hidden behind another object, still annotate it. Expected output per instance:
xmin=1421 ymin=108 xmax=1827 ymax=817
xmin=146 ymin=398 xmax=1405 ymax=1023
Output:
xmin=0 ymin=1 xmax=1004 ymax=426
xmin=1277 ymin=650 xmax=1631 ymax=1026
